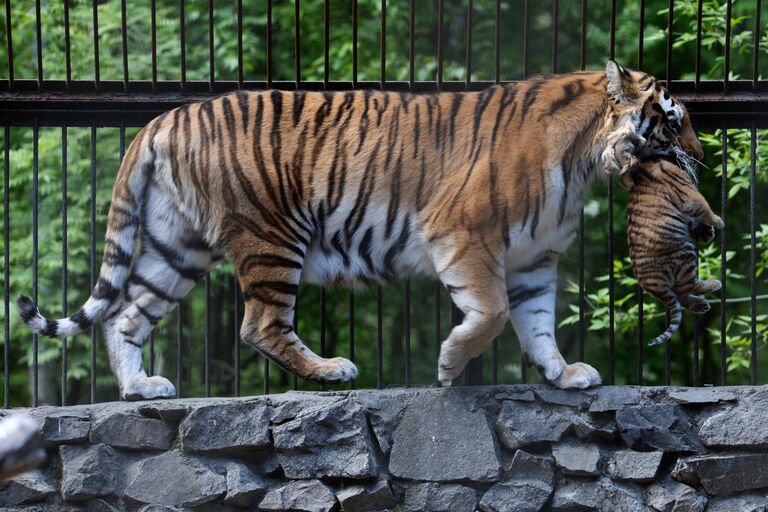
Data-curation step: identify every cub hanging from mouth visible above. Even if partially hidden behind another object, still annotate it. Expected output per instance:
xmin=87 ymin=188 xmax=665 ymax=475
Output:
xmin=18 ymin=60 xmax=703 ymax=400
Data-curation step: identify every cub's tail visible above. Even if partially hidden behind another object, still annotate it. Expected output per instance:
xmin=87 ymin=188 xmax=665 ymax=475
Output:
xmin=16 ymin=124 xmax=158 ymax=338
xmin=648 ymin=290 xmax=683 ymax=346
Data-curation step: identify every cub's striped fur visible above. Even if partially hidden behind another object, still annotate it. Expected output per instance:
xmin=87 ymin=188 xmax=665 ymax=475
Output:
xmin=625 ymin=157 xmax=723 ymax=346
xmin=18 ymin=61 xmax=703 ymax=400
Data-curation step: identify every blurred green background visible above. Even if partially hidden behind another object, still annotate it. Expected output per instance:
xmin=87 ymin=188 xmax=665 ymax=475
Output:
xmin=1 ymin=0 xmax=767 ymax=406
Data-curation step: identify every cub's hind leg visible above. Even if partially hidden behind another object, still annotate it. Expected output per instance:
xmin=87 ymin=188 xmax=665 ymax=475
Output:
xmin=231 ymin=232 xmax=357 ymax=384
xmin=427 ymin=234 xmax=509 ymax=383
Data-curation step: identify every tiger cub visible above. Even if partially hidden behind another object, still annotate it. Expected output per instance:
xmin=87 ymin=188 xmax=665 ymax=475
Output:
xmin=624 ymin=157 xmax=724 ymax=346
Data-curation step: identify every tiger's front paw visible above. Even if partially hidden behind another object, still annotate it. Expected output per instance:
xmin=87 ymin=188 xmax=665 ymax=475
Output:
xmin=551 ymin=362 xmax=601 ymax=389
xmin=123 ymin=375 xmax=177 ymax=401
xmin=313 ymin=357 xmax=358 ymax=384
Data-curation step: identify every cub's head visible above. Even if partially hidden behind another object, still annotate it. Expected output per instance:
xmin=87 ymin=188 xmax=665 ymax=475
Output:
xmin=604 ymin=60 xmax=702 ymax=175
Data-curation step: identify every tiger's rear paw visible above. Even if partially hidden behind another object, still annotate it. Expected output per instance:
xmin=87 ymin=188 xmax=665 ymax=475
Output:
xmin=123 ymin=375 xmax=177 ymax=401
xmin=314 ymin=357 xmax=358 ymax=384
xmin=551 ymin=362 xmax=601 ymax=389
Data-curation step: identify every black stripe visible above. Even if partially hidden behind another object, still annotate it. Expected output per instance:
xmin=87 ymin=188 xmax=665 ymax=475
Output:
xmin=292 ymin=91 xmax=307 ymax=127
xmin=236 ymin=91 xmax=250 ymax=133
xmin=144 ymin=228 xmax=207 ymax=281
xmin=239 ymin=254 xmax=303 ymax=273
xmin=92 ymin=277 xmax=121 ymax=302
xmin=519 ymin=77 xmax=546 ymax=127
xmin=129 ymin=273 xmax=179 ymax=303
xmin=507 ymin=284 xmax=552 ymax=310
xmin=136 ymin=304 xmax=162 ymax=325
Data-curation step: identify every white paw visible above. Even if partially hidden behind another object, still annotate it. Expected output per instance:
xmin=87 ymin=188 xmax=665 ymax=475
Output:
xmin=123 ymin=375 xmax=177 ymax=401
xmin=316 ymin=357 xmax=358 ymax=383
xmin=551 ymin=362 xmax=602 ymax=389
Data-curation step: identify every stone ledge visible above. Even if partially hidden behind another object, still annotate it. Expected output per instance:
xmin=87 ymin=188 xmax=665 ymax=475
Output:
xmin=1 ymin=385 xmax=766 ymax=511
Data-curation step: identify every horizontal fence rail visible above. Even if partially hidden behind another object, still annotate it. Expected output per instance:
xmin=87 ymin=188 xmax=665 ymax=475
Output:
xmin=1 ymin=0 xmax=767 ymax=407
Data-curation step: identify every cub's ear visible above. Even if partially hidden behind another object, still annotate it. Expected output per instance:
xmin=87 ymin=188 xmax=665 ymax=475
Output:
xmin=606 ymin=60 xmax=637 ymax=104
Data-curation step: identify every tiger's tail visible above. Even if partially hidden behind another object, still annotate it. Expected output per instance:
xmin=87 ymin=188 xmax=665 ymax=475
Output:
xmin=16 ymin=125 xmax=157 ymax=338
xmin=648 ymin=290 xmax=683 ymax=346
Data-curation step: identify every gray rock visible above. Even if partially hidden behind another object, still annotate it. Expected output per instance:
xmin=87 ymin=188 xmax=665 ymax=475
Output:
xmin=40 ymin=411 xmax=90 ymax=445
xmin=699 ymin=401 xmax=768 ymax=448
xmin=668 ymin=388 xmax=737 ymax=405
xmin=551 ymin=477 xmax=648 ymax=512
xmin=179 ymin=402 xmax=270 ymax=454
xmin=682 ymin=453 xmax=768 ymax=496
xmin=60 ymin=444 xmax=119 ymax=501
xmin=222 ymin=462 xmax=269 ymax=507
xmin=607 ymin=450 xmax=663 ymax=483
xmin=534 ymin=389 xmax=589 ymax=408
xmin=273 ymin=398 xmax=377 ymax=479
xmin=389 ymin=395 xmax=501 ymax=482
xmin=0 ymin=469 xmax=55 ymax=506
xmin=507 ymin=450 xmax=555 ymax=485
xmin=259 ymin=480 xmax=337 ymax=512
xmin=616 ymin=405 xmax=704 ymax=453
xmin=86 ymin=498 xmax=120 ymax=512
xmin=646 ymin=479 xmax=707 ymax=512
xmin=90 ymin=413 xmax=174 ymax=451
xmin=552 ymin=441 xmax=600 ymax=476
xmin=138 ymin=402 xmax=190 ymax=422
xmin=496 ymin=401 xmax=572 ymax=450
xmin=479 ymin=480 xmax=552 ymax=512
xmin=671 ymin=457 xmax=700 ymax=487
xmin=706 ymin=495 xmax=765 ymax=512
xmin=494 ymin=389 xmax=535 ymax=402
xmin=403 ymin=483 xmax=477 ymax=512
xmin=573 ymin=414 xmax=617 ymax=440
xmin=336 ymin=481 xmax=395 ymax=512
xmin=124 ymin=451 xmax=226 ymax=507
xmin=589 ymin=387 xmax=641 ymax=412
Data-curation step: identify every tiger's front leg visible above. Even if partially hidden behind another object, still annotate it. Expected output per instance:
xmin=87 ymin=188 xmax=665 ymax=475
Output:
xmin=506 ymin=255 xmax=601 ymax=389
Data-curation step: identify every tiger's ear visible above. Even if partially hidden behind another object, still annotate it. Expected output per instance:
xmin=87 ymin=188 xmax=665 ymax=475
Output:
xmin=606 ymin=60 xmax=637 ymax=104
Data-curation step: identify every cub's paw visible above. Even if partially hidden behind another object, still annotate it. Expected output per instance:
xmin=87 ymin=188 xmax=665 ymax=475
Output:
xmin=123 ymin=375 xmax=177 ymax=401
xmin=551 ymin=362 xmax=601 ymax=389
xmin=314 ymin=357 xmax=358 ymax=384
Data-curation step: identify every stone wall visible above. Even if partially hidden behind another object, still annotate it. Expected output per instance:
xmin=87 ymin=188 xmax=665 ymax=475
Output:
xmin=1 ymin=385 xmax=767 ymax=511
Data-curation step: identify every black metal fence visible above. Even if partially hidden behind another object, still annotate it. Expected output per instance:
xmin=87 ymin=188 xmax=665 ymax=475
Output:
xmin=1 ymin=0 xmax=767 ymax=407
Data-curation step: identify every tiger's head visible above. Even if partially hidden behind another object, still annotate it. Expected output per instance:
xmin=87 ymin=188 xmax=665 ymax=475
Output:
xmin=602 ymin=60 xmax=702 ymax=176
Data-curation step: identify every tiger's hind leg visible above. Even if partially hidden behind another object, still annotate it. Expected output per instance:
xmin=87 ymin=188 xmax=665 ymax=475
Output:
xmin=427 ymin=234 xmax=509 ymax=383
xmin=679 ymin=294 xmax=710 ymax=314
xmin=231 ymin=233 xmax=357 ymax=384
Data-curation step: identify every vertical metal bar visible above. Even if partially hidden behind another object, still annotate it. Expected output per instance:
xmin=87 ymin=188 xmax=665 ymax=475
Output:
xmin=61 ymin=127 xmax=68 ymax=405
xmin=320 ymin=288 xmax=326 ymax=390
xmin=494 ymin=0 xmax=500 ymax=83
xmin=377 ymin=286 xmax=383 ymax=389
xmin=352 ymin=0 xmax=358 ymax=87
xmin=5 ymin=0 xmax=13 ymax=89
xmin=237 ymin=0 xmax=243 ymax=89
xmin=323 ymin=0 xmax=329 ymax=88
xmin=551 ymin=0 xmax=558 ymax=73
xmin=724 ymin=0 xmax=732 ymax=92
xmin=437 ymin=0 xmax=444 ymax=85
xmin=665 ymin=324 xmax=671 ymax=385
xmin=89 ymin=125 xmax=96 ymax=403
xmin=580 ymin=0 xmax=587 ymax=70
xmin=608 ymin=179 xmax=615 ymax=385
xmin=637 ymin=287 xmax=643 ymax=385
xmin=3 ymin=126 xmax=8 ymax=408
xmin=492 ymin=339 xmax=498 ymax=384
xmin=234 ymin=278 xmax=240 ymax=396
xmin=435 ymin=284 xmax=441 ymax=359
xmin=610 ymin=0 xmax=616 ymax=60
xmin=695 ymin=0 xmax=702 ymax=90
xmin=180 ymin=0 xmax=186 ymax=92
xmin=349 ymin=291 xmax=355 ymax=390
xmin=295 ymin=0 xmax=301 ymax=87
xmin=150 ymin=0 xmax=157 ymax=92
xmin=120 ymin=0 xmax=128 ymax=91
xmin=720 ymin=126 xmax=728 ymax=386
xmin=522 ymin=0 xmax=529 ymax=78
xmin=665 ymin=0 xmax=673 ymax=90
xmin=263 ymin=356 xmax=270 ymax=394
xmin=750 ymin=124 xmax=758 ymax=385
xmin=64 ymin=0 xmax=72 ymax=90
xmin=380 ymin=0 xmax=386 ymax=87
xmin=177 ymin=303 xmax=183 ymax=397
xmin=92 ymin=0 xmax=100 ymax=91
xmin=267 ymin=0 xmax=273 ymax=88
xmin=35 ymin=0 xmax=43 ymax=88
xmin=466 ymin=0 xmax=473 ymax=88
xmin=293 ymin=300 xmax=299 ymax=390
xmin=149 ymin=334 xmax=155 ymax=376
xmin=753 ymin=0 xmax=762 ymax=90
xmin=578 ymin=212 xmax=585 ymax=362
xmin=409 ymin=0 xmax=415 ymax=90
xmin=208 ymin=0 xmax=215 ymax=92
xmin=32 ymin=123 xmax=39 ymax=407
xmin=693 ymin=267 xmax=700 ymax=386
xmin=638 ymin=0 xmax=645 ymax=69
xmin=405 ymin=280 xmax=411 ymax=387
xmin=205 ymin=274 xmax=211 ymax=397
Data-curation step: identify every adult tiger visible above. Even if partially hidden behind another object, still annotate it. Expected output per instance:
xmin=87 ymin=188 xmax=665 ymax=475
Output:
xmin=18 ymin=61 xmax=702 ymax=400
